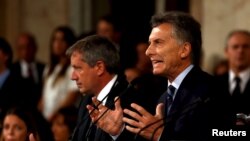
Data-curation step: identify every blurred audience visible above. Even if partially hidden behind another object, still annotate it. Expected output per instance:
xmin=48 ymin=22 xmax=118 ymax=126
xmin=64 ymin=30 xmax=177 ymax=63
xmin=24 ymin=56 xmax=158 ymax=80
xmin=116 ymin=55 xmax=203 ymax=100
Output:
xmin=0 ymin=107 xmax=40 ymax=141
xmin=51 ymin=106 xmax=77 ymax=141
xmin=123 ymin=38 xmax=152 ymax=82
xmin=11 ymin=32 xmax=45 ymax=109
xmin=122 ymin=36 xmax=167 ymax=115
xmin=0 ymin=37 xmax=16 ymax=117
xmin=216 ymin=30 xmax=250 ymax=126
xmin=96 ymin=14 xmax=123 ymax=50
xmin=213 ymin=59 xmax=229 ymax=76
xmin=39 ymin=26 xmax=79 ymax=121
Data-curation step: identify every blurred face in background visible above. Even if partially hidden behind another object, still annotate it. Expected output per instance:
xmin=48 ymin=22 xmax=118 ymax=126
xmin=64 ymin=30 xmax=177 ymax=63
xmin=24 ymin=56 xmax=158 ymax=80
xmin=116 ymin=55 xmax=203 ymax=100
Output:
xmin=226 ymin=33 xmax=250 ymax=72
xmin=136 ymin=42 xmax=152 ymax=72
xmin=52 ymin=31 xmax=68 ymax=57
xmin=51 ymin=114 xmax=70 ymax=141
xmin=2 ymin=114 xmax=28 ymax=141
xmin=97 ymin=20 xmax=115 ymax=42
xmin=17 ymin=35 xmax=36 ymax=63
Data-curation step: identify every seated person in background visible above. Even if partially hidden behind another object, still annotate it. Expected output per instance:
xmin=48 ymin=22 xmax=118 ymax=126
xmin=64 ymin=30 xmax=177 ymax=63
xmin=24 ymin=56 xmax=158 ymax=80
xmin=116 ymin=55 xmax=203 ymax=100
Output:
xmin=39 ymin=26 xmax=79 ymax=121
xmin=11 ymin=32 xmax=45 ymax=109
xmin=0 ymin=107 xmax=40 ymax=141
xmin=96 ymin=14 xmax=123 ymax=50
xmin=213 ymin=59 xmax=229 ymax=76
xmin=122 ymin=37 xmax=167 ymax=114
xmin=0 ymin=37 xmax=15 ymax=116
xmin=51 ymin=106 xmax=78 ymax=141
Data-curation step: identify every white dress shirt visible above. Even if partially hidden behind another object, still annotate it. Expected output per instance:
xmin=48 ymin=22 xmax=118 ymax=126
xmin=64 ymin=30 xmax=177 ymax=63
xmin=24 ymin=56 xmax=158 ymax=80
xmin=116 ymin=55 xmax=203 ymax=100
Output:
xmin=229 ymin=67 xmax=250 ymax=95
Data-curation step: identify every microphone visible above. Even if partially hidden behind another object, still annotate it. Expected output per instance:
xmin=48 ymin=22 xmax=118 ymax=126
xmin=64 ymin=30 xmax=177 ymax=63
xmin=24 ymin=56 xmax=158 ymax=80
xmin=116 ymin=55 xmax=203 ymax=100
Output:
xmin=236 ymin=113 xmax=250 ymax=125
xmin=150 ymin=97 xmax=208 ymax=141
xmin=70 ymin=81 xmax=122 ymax=141
xmin=134 ymin=97 xmax=205 ymax=141
xmin=85 ymin=82 xmax=135 ymax=139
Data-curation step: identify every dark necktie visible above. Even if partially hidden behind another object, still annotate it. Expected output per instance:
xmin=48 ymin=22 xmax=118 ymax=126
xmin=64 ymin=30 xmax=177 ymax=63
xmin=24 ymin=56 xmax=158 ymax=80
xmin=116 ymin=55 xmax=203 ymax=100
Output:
xmin=232 ymin=76 xmax=241 ymax=97
xmin=165 ymin=85 xmax=176 ymax=115
xmin=28 ymin=64 xmax=34 ymax=82
xmin=87 ymin=122 xmax=97 ymax=141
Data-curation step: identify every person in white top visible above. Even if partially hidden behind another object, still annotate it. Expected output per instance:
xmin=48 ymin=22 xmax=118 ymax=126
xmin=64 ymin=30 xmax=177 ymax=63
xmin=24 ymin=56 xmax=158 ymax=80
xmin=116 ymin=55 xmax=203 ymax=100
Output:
xmin=39 ymin=26 xmax=79 ymax=121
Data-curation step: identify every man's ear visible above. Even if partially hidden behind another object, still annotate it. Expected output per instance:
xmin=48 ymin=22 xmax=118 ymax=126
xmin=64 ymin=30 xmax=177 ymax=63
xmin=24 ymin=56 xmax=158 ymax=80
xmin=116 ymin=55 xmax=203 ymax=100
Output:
xmin=180 ymin=42 xmax=191 ymax=59
xmin=95 ymin=61 xmax=105 ymax=76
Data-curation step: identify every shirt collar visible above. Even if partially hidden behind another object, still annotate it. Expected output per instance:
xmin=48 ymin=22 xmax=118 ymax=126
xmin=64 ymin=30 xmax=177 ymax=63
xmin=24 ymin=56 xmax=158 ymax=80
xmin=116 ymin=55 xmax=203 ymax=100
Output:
xmin=168 ymin=65 xmax=194 ymax=99
xmin=229 ymin=67 xmax=250 ymax=92
xmin=168 ymin=64 xmax=194 ymax=90
xmin=97 ymin=74 xmax=118 ymax=104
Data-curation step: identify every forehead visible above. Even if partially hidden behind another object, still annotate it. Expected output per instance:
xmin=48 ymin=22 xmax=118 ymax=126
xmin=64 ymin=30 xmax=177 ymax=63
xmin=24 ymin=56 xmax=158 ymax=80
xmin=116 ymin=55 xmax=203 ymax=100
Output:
xmin=149 ymin=24 xmax=173 ymax=41
xmin=228 ymin=33 xmax=250 ymax=44
xmin=4 ymin=115 xmax=25 ymax=124
xmin=71 ymin=51 xmax=83 ymax=60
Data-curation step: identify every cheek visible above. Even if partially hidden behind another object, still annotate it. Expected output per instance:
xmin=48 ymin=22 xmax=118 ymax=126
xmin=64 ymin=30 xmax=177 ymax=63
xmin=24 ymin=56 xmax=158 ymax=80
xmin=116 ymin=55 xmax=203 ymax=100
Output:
xmin=16 ymin=130 xmax=28 ymax=141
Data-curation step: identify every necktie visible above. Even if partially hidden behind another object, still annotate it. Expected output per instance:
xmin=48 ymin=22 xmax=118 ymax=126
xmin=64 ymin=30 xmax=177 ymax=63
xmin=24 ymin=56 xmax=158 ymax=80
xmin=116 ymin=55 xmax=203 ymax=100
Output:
xmin=87 ymin=122 xmax=97 ymax=141
xmin=165 ymin=85 xmax=176 ymax=115
xmin=232 ymin=76 xmax=241 ymax=97
xmin=28 ymin=64 xmax=34 ymax=82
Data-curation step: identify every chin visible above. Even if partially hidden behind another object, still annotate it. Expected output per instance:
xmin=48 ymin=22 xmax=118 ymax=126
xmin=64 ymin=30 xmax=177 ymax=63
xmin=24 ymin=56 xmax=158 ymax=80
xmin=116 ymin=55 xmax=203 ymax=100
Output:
xmin=152 ymin=70 xmax=161 ymax=75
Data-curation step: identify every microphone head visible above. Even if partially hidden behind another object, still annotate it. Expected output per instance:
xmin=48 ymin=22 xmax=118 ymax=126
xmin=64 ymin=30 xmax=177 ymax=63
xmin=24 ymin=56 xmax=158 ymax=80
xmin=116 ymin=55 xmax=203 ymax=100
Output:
xmin=236 ymin=113 xmax=247 ymax=120
xmin=245 ymin=115 xmax=250 ymax=124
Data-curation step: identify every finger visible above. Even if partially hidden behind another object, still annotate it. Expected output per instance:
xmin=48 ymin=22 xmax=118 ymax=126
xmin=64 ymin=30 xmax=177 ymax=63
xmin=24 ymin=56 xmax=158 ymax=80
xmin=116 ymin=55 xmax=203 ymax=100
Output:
xmin=124 ymin=108 xmax=143 ymax=121
xmin=114 ymin=97 xmax=122 ymax=110
xmin=123 ymin=117 xmax=141 ymax=128
xmin=87 ymin=104 xmax=98 ymax=115
xmin=125 ymin=125 xmax=140 ymax=134
xmin=29 ymin=133 xmax=36 ymax=141
xmin=92 ymin=96 xmax=102 ymax=107
xmin=86 ymin=105 xmax=99 ymax=121
xmin=155 ymin=103 xmax=164 ymax=118
xmin=130 ymin=103 xmax=151 ymax=117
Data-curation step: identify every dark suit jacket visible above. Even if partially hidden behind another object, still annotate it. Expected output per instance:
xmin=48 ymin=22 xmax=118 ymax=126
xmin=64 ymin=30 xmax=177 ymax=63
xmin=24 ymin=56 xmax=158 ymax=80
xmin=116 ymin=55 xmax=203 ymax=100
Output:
xmin=0 ymin=70 xmax=21 ymax=115
xmin=216 ymin=73 xmax=250 ymax=115
xmin=10 ymin=61 xmax=45 ymax=108
xmin=159 ymin=66 xmax=233 ymax=140
xmin=70 ymin=73 xmax=166 ymax=141
xmin=71 ymin=74 xmax=135 ymax=141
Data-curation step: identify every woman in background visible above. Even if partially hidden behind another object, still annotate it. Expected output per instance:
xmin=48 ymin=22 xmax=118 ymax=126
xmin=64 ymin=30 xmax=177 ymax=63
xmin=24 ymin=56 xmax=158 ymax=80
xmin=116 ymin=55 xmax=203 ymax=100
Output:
xmin=0 ymin=108 xmax=40 ymax=141
xmin=51 ymin=106 xmax=77 ymax=141
xmin=39 ymin=26 xmax=79 ymax=121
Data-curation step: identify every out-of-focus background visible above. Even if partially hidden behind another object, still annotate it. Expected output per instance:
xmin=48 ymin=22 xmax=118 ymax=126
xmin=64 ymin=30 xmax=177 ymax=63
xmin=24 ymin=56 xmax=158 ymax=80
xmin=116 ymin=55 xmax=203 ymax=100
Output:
xmin=1 ymin=0 xmax=250 ymax=73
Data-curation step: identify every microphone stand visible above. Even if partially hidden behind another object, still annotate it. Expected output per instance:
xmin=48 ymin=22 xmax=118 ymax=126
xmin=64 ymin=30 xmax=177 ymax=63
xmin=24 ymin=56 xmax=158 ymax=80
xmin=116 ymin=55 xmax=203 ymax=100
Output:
xmin=86 ymin=83 xmax=134 ymax=139
xmin=134 ymin=97 xmax=205 ymax=141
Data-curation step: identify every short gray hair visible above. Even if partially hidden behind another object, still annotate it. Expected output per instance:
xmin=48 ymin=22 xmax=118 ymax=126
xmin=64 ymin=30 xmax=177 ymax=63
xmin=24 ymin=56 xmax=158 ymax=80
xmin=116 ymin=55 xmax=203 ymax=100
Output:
xmin=66 ymin=35 xmax=120 ymax=74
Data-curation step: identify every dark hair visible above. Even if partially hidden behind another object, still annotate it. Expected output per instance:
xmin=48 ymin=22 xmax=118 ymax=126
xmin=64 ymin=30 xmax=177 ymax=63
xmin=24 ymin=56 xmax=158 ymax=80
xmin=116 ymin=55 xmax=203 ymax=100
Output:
xmin=66 ymin=35 xmax=120 ymax=74
xmin=98 ymin=14 xmax=122 ymax=32
xmin=3 ymin=107 xmax=39 ymax=141
xmin=47 ymin=26 xmax=76 ymax=86
xmin=225 ymin=30 xmax=250 ymax=48
xmin=52 ymin=106 xmax=78 ymax=133
xmin=151 ymin=11 xmax=202 ymax=66
xmin=18 ymin=32 xmax=38 ymax=50
xmin=0 ymin=37 xmax=13 ymax=68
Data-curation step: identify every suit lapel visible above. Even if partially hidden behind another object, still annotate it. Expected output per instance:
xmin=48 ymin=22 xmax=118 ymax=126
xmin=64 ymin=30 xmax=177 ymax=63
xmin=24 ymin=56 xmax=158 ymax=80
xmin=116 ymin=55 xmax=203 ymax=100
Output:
xmin=73 ymin=95 xmax=92 ymax=141
xmin=167 ymin=67 xmax=202 ymax=117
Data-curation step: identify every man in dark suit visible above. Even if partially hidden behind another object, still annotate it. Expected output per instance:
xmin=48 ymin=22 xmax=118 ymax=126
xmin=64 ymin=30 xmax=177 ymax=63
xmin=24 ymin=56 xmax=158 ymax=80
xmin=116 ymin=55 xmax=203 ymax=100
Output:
xmin=217 ymin=30 xmax=250 ymax=125
xmin=0 ymin=37 xmax=16 ymax=115
xmin=121 ymin=12 xmax=232 ymax=140
xmin=66 ymin=35 xmax=156 ymax=141
xmin=11 ymin=32 xmax=45 ymax=109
